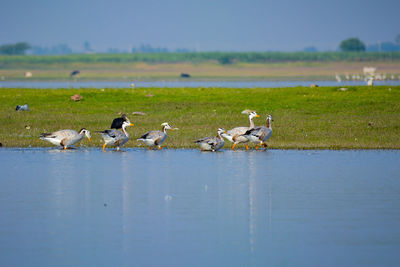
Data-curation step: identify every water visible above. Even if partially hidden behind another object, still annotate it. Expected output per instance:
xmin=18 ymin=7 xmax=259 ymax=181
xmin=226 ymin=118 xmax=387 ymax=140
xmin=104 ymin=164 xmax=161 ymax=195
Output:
xmin=0 ymin=148 xmax=400 ymax=266
xmin=1 ymin=80 xmax=400 ymax=88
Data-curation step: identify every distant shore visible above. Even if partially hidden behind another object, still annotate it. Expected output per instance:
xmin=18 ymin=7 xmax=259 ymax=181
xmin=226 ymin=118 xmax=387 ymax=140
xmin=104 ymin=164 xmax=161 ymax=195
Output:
xmin=1 ymin=54 xmax=400 ymax=81
xmin=1 ymin=86 xmax=399 ymax=149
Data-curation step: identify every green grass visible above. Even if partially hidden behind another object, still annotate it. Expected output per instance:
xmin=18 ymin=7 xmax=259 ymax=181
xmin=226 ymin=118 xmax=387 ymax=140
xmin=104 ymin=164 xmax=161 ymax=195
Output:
xmin=1 ymin=86 xmax=400 ymax=149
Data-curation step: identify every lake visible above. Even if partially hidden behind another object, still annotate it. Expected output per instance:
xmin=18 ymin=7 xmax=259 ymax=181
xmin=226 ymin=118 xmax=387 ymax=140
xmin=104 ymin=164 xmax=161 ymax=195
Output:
xmin=0 ymin=148 xmax=400 ymax=266
xmin=1 ymin=80 xmax=400 ymax=89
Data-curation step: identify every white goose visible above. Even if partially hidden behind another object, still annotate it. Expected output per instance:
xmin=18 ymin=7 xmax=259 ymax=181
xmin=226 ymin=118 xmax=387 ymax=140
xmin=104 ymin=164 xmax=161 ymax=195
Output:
xmin=221 ymin=111 xmax=259 ymax=150
xmin=98 ymin=120 xmax=134 ymax=151
xmin=195 ymin=128 xmax=226 ymax=152
xmin=137 ymin=122 xmax=175 ymax=150
xmin=40 ymin=128 xmax=91 ymax=149
xmin=242 ymin=115 xmax=273 ymax=150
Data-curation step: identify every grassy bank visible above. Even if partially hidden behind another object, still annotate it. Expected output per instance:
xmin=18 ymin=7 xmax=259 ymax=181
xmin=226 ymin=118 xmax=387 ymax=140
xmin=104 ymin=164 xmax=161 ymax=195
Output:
xmin=1 ymin=86 xmax=399 ymax=149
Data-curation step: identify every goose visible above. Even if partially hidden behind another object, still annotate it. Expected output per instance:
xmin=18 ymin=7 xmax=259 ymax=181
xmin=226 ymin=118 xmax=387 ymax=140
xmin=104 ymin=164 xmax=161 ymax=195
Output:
xmin=40 ymin=128 xmax=91 ymax=149
xmin=221 ymin=111 xmax=259 ymax=150
xmin=137 ymin=122 xmax=175 ymax=150
xmin=98 ymin=120 xmax=134 ymax=151
xmin=110 ymin=114 xmax=131 ymax=129
xmin=242 ymin=115 xmax=273 ymax=150
xmin=195 ymin=128 xmax=226 ymax=152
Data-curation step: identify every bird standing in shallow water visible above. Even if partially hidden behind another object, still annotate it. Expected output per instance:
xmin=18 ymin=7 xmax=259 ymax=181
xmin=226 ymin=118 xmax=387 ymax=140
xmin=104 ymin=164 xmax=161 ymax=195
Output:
xmin=241 ymin=115 xmax=273 ymax=150
xmin=98 ymin=120 xmax=134 ymax=151
xmin=137 ymin=122 xmax=176 ymax=150
xmin=40 ymin=128 xmax=91 ymax=149
xmin=195 ymin=128 xmax=226 ymax=152
xmin=221 ymin=111 xmax=259 ymax=150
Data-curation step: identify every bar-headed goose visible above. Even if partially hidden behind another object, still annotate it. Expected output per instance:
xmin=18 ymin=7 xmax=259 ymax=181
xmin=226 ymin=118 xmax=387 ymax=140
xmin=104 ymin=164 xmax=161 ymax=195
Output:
xmin=137 ymin=122 xmax=175 ymax=150
xmin=221 ymin=111 xmax=259 ymax=150
xmin=98 ymin=120 xmax=134 ymax=151
xmin=242 ymin=115 xmax=273 ymax=149
xmin=195 ymin=128 xmax=226 ymax=152
xmin=40 ymin=128 xmax=91 ymax=149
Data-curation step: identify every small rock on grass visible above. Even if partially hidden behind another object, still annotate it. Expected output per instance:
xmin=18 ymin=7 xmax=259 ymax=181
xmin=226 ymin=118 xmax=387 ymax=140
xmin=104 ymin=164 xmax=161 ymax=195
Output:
xmin=70 ymin=94 xmax=83 ymax=101
xmin=132 ymin=111 xmax=146 ymax=116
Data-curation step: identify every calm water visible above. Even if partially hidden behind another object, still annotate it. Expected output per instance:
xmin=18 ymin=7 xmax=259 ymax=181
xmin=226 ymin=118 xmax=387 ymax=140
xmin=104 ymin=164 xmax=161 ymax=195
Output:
xmin=1 ymin=80 xmax=400 ymax=88
xmin=0 ymin=148 xmax=400 ymax=266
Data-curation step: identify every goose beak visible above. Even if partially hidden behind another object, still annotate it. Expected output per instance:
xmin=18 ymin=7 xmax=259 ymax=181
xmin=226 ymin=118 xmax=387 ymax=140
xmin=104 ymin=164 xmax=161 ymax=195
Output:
xmin=130 ymin=123 xmax=134 ymax=126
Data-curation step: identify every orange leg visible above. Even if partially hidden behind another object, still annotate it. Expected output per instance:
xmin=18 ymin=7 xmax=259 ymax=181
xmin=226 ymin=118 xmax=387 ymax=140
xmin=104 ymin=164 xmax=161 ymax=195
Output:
xmin=201 ymin=148 xmax=203 ymax=152
xmin=63 ymin=146 xmax=67 ymax=150
xmin=255 ymin=146 xmax=258 ymax=150
xmin=245 ymin=144 xmax=249 ymax=150
xmin=158 ymin=146 xmax=162 ymax=150
xmin=232 ymin=143 xmax=237 ymax=150
xmin=102 ymin=143 xmax=106 ymax=151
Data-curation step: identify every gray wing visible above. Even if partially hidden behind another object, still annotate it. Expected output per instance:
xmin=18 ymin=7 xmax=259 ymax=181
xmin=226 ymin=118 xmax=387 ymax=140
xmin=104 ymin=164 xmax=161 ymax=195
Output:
xmin=258 ymin=127 xmax=272 ymax=141
xmin=142 ymin=131 xmax=163 ymax=140
xmin=227 ymin=126 xmax=249 ymax=136
xmin=102 ymin=129 xmax=125 ymax=140
xmin=50 ymin=129 xmax=78 ymax=139
xmin=245 ymin=126 xmax=271 ymax=140
xmin=195 ymin=136 xmax=217 ymax=146
xmin=195 ymin=136 xmax=212 ymax=144
xmin=244 ymin=126 xmax=264 ymax=137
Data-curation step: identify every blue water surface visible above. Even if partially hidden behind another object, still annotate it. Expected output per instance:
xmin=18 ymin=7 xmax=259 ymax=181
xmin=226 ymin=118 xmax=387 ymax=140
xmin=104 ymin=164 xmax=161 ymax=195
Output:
xmin=0 ymin=148 xmax=399 ymax=266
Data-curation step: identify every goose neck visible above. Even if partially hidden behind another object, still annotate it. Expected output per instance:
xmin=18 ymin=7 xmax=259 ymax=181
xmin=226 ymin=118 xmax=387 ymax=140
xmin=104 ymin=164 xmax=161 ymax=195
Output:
xmin=266 ymin=118 xmax=272 ymax=129
xmin=249 ymin=116 xmax=255 ymax=129
xmin=122 ymin=125 xmax=129 ymax=137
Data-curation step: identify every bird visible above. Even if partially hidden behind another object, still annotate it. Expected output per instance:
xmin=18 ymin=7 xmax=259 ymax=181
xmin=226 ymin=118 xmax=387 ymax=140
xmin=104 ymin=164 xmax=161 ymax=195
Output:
xmin=40 ymin=128 xmax=91 ymax=149
xmin=70 ymin=70 xmax=80 ymax=77
xmin=110 ymin=114 xmax=131 ymax=129
xmin=98 ymin=120 xmax=134 ymax=151
xmin=137 ymin=122 xmax=175 ymax=150
xmin=366 ymin=76 xmax=374 ymax=86
xmin=195 ymin=128 xmax=226 ymax=152
xmin=335 ymin=73 xmax=342 ymax=83
xmin=221 ymin=111 xmax=259 ymax=150
xmin=241 ymin=115 xmax=273 ymax=150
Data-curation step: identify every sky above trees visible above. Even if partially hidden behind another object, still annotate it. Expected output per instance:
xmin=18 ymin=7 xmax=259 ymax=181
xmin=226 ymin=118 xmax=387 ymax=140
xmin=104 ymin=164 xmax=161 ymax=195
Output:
xmin=1 ymin=0 xmax=399 ymax=52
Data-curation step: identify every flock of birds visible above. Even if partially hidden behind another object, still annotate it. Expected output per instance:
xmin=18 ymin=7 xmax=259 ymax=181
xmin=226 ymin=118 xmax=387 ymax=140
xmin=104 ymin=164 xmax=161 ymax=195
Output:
xmin=39 ymin=111 xmax=273 ymax=152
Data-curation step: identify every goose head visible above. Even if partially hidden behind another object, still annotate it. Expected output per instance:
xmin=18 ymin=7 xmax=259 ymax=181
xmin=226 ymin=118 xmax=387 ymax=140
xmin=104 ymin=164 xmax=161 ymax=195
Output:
xmin=249 ymin=111 xmax=260 ymax=120
xmin=122 ymin=120 xmax=134 ymax=129
xmin=217 ymin=128 xmax=226 ymax=135
xmin=266 ymin=115 xmax=273 ymax=128
xmin=161 ymin=122 xmax=174 ymax=131
xmin=217 ymin=128 xmax=226 ymax=138
xmin=79 ymin=128 xmax=92 ymax=142
xmin=121 ymin=114 xmax=132 ymax=124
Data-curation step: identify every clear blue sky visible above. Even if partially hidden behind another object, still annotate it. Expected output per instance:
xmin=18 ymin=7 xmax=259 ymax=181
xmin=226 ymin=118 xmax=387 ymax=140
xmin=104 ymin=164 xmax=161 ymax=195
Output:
xmin=1 ymin=0 xmax=399 ymax=52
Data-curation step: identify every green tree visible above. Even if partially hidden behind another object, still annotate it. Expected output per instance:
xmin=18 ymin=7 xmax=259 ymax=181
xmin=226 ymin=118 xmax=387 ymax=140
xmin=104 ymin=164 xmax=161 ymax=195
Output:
xmin=0 ymin=42 xmax=31 ymax=55
xmin=395 ymin=34 xmax=400 ymax=46
xmin=339 ymin=38 xmax=366 ymax=52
